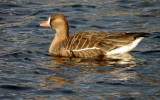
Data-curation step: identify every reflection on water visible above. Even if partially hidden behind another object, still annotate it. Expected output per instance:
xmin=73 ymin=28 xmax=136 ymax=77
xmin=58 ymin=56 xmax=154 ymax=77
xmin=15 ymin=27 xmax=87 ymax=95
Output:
xmin=51 ymin=53 xmax=135 ymax=66
xmin=41 ymin=53 xmax=137 ymax=88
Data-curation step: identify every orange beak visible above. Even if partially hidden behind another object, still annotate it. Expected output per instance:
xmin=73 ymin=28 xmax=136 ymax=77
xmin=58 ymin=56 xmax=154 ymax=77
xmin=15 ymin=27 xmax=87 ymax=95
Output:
xmin=39 ymin=21 xmax=50 ymax=27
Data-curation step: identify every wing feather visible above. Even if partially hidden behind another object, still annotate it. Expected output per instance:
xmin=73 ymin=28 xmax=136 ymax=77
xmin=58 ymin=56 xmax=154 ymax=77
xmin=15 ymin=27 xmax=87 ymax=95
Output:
xmin=59 ymin=31 xmax=146 ymax=57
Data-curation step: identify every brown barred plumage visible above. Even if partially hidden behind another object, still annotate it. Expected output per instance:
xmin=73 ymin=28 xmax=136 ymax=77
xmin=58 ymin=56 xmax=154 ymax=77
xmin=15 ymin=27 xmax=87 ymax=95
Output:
xmin=40 ymin=14 xmax=150 ymax=58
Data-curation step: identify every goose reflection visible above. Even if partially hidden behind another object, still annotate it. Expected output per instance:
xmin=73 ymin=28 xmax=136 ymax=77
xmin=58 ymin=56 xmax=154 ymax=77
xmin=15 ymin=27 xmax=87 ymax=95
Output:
xmin=51 ymin=53 xmax=135 ymax=66
xmin=42 ymin=53 xmax=137 ymax=88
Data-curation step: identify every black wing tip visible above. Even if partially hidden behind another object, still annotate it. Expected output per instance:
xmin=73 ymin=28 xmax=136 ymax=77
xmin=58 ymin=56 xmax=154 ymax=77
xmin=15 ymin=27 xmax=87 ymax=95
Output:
xmin=126 ymin=32 xmax=151 ymax=37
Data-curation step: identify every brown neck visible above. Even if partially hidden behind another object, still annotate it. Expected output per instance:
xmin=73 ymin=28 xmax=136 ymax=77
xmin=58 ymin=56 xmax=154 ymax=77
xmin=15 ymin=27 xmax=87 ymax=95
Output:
xmin=49 ymin=26 xmax=69 ymax=53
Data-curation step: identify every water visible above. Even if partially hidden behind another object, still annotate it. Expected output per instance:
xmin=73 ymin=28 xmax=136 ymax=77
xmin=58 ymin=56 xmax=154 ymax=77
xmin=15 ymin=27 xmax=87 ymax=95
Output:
xmin=0 ymin=0 xmax=160 ymax=99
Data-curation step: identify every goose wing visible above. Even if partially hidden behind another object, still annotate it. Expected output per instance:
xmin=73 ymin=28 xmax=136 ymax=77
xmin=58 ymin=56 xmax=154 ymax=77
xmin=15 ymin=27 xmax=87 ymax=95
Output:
xmin=61 ymin=31 xmax=148 ymax=57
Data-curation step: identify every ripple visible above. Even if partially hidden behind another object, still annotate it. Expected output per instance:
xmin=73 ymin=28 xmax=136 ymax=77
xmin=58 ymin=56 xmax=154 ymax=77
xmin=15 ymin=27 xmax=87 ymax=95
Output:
xmin=69 ymin=20 xmax=83 ymax=24
xmin=0 ymin=85 xmax=34 ymax=91
xmin=35 ymin=88 xmax=75 ymax=95
xmin=154 ymin=36 xmax=160 ymax=38
xmin=91 ymin=25 xmax=107 ymax=29
xmin=71 ymin=4 xmax=83 ymax=8
xmin=137 ymin=14 xmax=156 ymax=18
xmin=0 ymin=3 xmax=21 ymax=8
xmin=0 ymin=96 xmax=16 ymax=100
xmin=141 ymin=50 xmax=160 ymax=54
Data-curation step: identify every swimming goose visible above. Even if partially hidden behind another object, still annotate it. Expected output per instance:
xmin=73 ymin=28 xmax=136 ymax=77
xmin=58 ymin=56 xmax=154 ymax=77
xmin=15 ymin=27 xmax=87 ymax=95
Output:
xmin=40 ymin=14 xmax=149 ymax=57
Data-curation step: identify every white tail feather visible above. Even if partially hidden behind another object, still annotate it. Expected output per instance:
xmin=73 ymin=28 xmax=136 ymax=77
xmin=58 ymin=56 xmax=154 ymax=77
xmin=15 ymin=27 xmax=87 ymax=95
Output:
xmin=106 ymin=37 xmax=144 ymax=55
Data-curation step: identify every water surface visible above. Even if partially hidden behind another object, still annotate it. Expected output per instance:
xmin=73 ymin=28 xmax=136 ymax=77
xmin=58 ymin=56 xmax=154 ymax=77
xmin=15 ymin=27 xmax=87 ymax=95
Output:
xmin=0 ymin=0 xmax=160 ymax=100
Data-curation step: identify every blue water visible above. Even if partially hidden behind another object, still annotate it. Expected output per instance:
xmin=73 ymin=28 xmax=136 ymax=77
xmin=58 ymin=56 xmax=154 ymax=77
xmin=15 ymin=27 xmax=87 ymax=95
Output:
xmin=0 ymin=0 xmax=160 ymax=99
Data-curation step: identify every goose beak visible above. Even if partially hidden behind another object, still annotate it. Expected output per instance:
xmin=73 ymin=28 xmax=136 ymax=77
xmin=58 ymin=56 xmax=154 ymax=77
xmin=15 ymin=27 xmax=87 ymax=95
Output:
xmin=39 ymin=21 xmax=50 ymax=27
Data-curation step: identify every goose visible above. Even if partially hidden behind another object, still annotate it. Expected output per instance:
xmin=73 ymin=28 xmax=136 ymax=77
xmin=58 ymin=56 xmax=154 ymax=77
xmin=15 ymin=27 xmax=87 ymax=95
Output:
xmin=40 ymin=14 xmax=149 ymax=57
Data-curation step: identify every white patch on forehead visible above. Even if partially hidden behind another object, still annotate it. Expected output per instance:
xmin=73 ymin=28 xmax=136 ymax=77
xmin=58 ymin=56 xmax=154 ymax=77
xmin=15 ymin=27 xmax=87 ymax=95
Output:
xmin=47 ymin=17 xmax=51 ymax=25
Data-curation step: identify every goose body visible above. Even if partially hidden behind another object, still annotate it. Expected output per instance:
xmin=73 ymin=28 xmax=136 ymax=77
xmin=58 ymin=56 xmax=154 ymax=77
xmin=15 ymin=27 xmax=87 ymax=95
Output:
xmin=40 ymin=14 xmax=149 ymax=57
